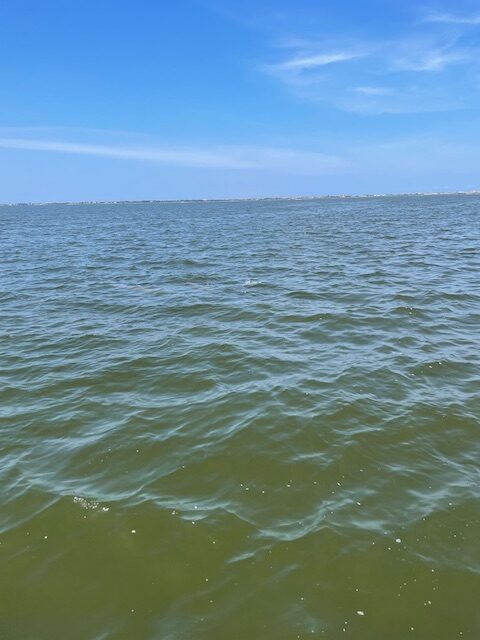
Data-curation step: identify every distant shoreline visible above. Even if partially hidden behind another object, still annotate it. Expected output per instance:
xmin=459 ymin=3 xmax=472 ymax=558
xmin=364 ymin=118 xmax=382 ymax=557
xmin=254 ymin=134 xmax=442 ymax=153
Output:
xmin=1 ymin=190 xmax=480 ymax=207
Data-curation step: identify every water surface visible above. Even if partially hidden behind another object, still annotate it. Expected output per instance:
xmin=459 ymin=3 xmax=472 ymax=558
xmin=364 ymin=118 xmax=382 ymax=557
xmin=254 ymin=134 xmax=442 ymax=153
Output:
xmin=1 ymin=195 xmax=479 ymax=639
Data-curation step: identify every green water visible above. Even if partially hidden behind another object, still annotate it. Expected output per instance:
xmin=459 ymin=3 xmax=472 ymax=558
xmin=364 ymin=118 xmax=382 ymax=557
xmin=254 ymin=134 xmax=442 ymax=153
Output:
xmin=1 ymin=195 xmax=479 ymax=639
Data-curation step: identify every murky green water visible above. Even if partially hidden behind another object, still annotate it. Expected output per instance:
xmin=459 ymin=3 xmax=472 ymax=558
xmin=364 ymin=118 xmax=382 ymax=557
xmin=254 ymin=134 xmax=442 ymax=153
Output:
xmin=1 ymin=195 xmax=479 ymax=639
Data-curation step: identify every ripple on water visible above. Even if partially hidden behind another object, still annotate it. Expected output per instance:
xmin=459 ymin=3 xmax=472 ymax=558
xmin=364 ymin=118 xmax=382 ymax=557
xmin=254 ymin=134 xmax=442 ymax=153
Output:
xmin=1 ymin=195 xmax=480 ymax=639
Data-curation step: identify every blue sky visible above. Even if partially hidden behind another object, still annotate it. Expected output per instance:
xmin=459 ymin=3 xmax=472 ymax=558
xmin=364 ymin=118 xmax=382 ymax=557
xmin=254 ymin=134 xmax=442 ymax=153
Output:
xmin=1 ymin=0 xmax=480 ymax=201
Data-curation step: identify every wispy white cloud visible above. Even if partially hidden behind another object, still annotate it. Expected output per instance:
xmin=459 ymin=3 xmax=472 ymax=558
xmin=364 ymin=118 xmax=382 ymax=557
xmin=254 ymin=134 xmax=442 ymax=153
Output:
xmin=267 ymin=51 xmax=364 ymax=72
xmin=394 ymin=48 xmax=469 ymax=72
xmin=337 ymin=86 xmax=466 ymax=115
xmin=0 ymin=136 xmax=346 ymax=175
xmin=255 ymin=3 xmax=480 ymax=115
xmin=424 ymin=12 xmax=480 ymax=26
xmin=355 ymin=86 xmax=392 ymax=96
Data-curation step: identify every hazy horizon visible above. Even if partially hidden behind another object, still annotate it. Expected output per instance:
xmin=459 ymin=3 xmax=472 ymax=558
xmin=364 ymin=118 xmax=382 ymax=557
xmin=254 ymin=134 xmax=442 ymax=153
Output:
xmin=2 ymin=190 xmax=480 ymax=207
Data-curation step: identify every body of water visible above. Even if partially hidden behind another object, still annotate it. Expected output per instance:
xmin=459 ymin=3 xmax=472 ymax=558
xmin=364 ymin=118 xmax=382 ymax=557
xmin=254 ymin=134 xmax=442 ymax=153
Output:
xmin=1 ymin=195 xmax=479 ymax=639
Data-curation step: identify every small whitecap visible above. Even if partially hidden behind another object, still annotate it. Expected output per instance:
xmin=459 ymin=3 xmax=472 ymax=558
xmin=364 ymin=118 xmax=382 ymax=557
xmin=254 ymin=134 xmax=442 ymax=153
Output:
xmin=73 ymin=496 xmax=99 ymax=510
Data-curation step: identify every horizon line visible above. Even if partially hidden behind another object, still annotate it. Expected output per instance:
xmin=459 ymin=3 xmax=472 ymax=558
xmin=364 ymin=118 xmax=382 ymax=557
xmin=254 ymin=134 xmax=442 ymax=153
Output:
xmin=1 ymin=190 xmax=480 ymax=207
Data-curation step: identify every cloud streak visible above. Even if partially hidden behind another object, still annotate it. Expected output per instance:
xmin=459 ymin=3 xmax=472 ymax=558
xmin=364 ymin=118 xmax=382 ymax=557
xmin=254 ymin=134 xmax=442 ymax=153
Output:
xmin=394 ymin=49 xmax=469 ymax=72
xmin=257 ymin=8 xmax=480 ymax=115
xmin=267 ymin=51 xmax=363 ymax=72
xmin=355 ymin=86 xmax=391 ymax=96
xmin=424 ymin=12 xmax=480 ymax=26
xmin=0 ymin=137 xmax=346 ymax=175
